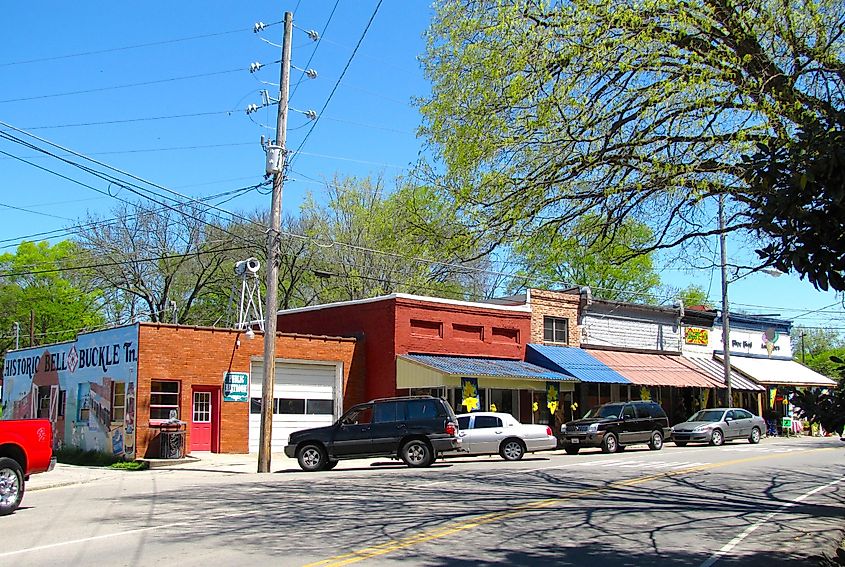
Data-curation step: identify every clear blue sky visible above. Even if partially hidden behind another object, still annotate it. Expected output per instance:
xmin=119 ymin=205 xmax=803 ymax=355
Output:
xmin=1 ymin=1 xmax=842 ymax=334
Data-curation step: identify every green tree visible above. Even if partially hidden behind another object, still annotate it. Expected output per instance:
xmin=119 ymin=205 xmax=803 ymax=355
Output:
xmin=507 ymin=215 xmax=660 ymax=302
xmin=678 ymin=285 xmax=711 ymax=308
xmin=0 ymin=241 xmax=104 ymax=356
xmin=419 ymin=0 xmax=845 ymax=289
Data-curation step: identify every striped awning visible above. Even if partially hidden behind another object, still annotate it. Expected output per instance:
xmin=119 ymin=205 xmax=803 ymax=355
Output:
xmin=586 ymin=349 xmax=722 ymax=388
xmin=526 ymin=344 xmax=630 ymax=384
xmin=681 ymin=356 xmax=765 ymax=391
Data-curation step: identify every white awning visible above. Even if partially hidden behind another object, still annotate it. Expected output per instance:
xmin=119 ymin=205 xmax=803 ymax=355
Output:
xmin=718 ymin=355 xmax=837 ymax=387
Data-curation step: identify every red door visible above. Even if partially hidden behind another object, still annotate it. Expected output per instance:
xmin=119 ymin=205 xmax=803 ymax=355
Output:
xmin=190 ymin=389 xmax=213 ymax=451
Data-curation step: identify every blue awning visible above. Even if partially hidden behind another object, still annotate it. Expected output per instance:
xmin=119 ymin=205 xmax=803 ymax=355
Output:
xmin=526 ymin=344 xmax=631 ymax=384
xmin=400 ymin=354 xmax=578 ymax=381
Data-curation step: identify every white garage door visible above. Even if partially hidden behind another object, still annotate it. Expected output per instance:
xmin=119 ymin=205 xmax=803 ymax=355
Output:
xmin=249 ymin=360 xmax=340 ymax=453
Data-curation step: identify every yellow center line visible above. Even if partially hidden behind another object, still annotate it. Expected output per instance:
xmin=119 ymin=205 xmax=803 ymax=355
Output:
xmin=303 ymin=447 xmax=836 ymax=567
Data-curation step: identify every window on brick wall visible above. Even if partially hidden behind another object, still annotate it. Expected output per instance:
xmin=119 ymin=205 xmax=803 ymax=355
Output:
xmin=150 ymin=380 xmax=180 ymax=420
xmin=543 ymin=316 xmax=569 ymax=344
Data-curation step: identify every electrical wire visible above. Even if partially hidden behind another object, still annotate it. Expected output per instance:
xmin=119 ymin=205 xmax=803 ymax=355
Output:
xmin=0 ymin=68 xmax=244 ymax=105
xmin=287 ymin=0 xmax=384 ymax=170
xmin=289 ymin=0 xmax=340 ymax=103
xmin=23 ymin=110 xmax=235 ymax=130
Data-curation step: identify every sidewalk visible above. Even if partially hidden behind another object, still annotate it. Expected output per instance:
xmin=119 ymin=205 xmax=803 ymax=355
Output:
xmin=25 ymin=452 xmax=386 ymax=491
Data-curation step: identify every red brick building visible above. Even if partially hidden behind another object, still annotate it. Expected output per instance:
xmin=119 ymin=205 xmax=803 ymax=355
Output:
xmin=276 ymin=294 xmax=577 ymax=423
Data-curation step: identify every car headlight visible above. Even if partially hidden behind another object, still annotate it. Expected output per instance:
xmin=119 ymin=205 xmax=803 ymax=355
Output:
xmin=693 ymin=425 xmax=711 ymax=432
xmin=588 ymin=423 xmax=599 ymax=432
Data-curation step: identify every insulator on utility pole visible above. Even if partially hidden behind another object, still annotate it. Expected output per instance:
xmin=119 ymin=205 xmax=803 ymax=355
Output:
xmin=258 ymin=10 xmax=293 ymax=474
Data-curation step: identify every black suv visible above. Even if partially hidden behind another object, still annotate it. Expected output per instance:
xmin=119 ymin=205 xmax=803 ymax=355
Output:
xmin=284 ymin=396 xmax=462 ymax=471
xmin=561 ymin=400 xmax=670 ymax=454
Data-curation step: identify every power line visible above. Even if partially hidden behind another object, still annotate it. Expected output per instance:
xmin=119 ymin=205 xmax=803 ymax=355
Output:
xmin=22 ymin=110 xmax=235 ymax=130
xmin=0 ymin=68 xmax=244 ymax=105
xmin=0 ymin=25 xmax=270 ymax=68
xmin=288 ymin=0 xmax=384 ymax=169
xmin=288 ymin=0 xmax=340 ymax=103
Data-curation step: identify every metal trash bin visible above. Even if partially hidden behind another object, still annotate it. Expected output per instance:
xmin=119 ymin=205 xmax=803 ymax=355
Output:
xmin=158 ymin=421 xmax=187 ymax=459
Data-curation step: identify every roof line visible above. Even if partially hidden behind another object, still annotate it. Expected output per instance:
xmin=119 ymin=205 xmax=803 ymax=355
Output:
xmin=276 ymin=292 xmax=532 ymax=316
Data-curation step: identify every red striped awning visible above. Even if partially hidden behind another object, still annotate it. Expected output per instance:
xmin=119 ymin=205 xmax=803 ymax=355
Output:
xmin=585 ymin=349 xmax=722 ymax=388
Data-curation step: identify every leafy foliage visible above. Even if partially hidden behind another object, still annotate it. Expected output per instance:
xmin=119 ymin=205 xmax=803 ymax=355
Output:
xmin=0 ymin=241 xmax=104 ymax=358
xmin=419 ymin=0 xmax=845 ymax=287
xmin=788 ymin=358 xmax=845 ymax=435
xmin=508 ymin=214 xmax=661 ymax=302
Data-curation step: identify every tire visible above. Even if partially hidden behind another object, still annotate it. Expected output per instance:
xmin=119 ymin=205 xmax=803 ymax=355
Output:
xmin=0 ymin=457 xmax=24 ymax=516
xmin=325 ymin=459 xmax=339 ymax=470
xmin=648 ymin=430 xmax=664 ymax=451
xmin=564 ymin=446 xmax=580 ymax=455
xmin=297 ymin=444 xmax=328 ymax=472
xmin=674 ymin=441 xmax=688 ymax=447
xmin=617 ymin=445 xmax=627 ymax=452
xmin=499 ymin=439 xmax=526 ymax=461
xmin=601 ymin=433 xmax=619 ymax=454
xmin=749 ymin=427 xmax=761 ymax=444
xmin=400 ymin=439 xmax=433 ymax=468
xmin=710 ymin=429 xmax=725 ymax=446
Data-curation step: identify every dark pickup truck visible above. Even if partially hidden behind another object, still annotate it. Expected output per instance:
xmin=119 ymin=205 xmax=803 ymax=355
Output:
xmin=0 ymin=418 xmax=56 ymax=515
xmin=284 ymin=396 xmax=462 ymax=471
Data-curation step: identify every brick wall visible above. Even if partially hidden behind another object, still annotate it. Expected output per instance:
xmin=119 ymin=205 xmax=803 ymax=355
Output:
xmin=135 ymin=324 xmax=357 ymax=456
xmin=526 ymin=289 xmax=581 ymax=346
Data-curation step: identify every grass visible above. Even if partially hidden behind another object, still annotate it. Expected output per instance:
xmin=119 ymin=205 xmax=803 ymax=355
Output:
xmin=54 ymin=447 xmax=146 ymax=470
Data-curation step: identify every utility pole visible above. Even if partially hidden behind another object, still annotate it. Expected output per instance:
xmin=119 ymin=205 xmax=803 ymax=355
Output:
xmin=13 ymin=322 xmax=20 ymax=350
xmin=719 ymin=194 xmax=732 ymax=407
xmin=801 ymin=331 xmax=806 ymax=364
xmin=258 ymin=11 xmax=292 ymax=473
xmin=29 ymin=309 xmax=35 ymax=347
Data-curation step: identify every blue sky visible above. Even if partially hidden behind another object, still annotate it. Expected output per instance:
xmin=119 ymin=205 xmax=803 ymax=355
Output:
xmin=1 ymin=1 xmax=842 ymax=334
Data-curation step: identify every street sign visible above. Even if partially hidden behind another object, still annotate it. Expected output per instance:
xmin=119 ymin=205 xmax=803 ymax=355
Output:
xmin=223 ymin=372 xmax=249 ymax=402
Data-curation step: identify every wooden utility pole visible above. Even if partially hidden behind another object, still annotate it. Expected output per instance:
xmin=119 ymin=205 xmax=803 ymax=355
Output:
xmin=719 ymin=195 xmax=732 ymax=406
xmin=29 ymin=309 xmax=35 ymax=347
xmin=258 ymin=11 xmax=292 ymax=473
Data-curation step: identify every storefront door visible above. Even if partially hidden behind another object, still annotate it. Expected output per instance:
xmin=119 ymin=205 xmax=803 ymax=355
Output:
xmin=190 ymin=388 xmax=217 ymax=452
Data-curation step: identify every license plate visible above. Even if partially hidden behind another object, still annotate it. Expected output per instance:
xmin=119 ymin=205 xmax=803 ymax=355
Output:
xmin=570 ymin=438 xmax=579 ymax=444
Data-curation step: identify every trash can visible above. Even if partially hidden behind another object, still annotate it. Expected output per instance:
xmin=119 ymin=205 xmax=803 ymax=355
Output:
xmin=158 ymin=421 xmax=187 ymax=459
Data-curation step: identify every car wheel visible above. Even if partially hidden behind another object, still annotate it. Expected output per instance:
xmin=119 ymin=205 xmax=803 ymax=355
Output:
xmin=648 ymin=430 xmax=664 ymax=451
xmin=401 ymin=439 xmax=433 ymax=468
xmin=325 ymin=459 xmax=339 ymax=470
xmin=500 ymin=439 xmax=526 ymax=461
xmin=564 ymin=446 xmax=580 ymax=455
xmin=297 ymin=444 xmax=328 ymax=472
xmin=0 ymin=457 xmax=24 ymax=516
xmin=674 ymin=441 xmax=688 ymax=447
xmin=710 ymin=429 xmax=724 ymax=446
xmin=749 ymin=427 xmax=761 ymax=444
xmin=601 ymin=433 xmax=619 ymax=454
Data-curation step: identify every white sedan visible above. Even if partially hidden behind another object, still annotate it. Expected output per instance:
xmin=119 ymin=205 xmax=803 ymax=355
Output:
xmin=449 ymin=412 xmax=558 ymax=461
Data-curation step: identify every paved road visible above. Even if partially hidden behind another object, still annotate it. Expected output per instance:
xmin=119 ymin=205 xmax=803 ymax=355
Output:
xmin=3 ymin=436 xmax=843 ymax=566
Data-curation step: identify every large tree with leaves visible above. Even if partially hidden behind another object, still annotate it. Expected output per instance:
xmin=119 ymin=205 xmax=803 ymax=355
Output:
xmin=508 ymin=214 xmax=661 ymax=301
xmin=419 ymin=0 xmax=845 ymax=289
xmin=0 ymin=241 xmax=104 ymax=356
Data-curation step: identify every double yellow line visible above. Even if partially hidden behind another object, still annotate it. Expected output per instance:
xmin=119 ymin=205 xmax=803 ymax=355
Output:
xmin=304 ymin=447 xmax=836 ymax=567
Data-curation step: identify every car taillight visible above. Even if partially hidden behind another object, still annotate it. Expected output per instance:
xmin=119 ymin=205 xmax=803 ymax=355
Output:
xmin=445 ymin=422 xmax=457 ymax=436
xmin=546 ymin=426 xmax=553 ymax=436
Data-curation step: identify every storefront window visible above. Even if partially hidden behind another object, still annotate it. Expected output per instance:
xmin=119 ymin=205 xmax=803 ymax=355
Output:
xmin=150 ymin=380 xmax=180 ymax=420
xmin=488 ymin=389 xmax=514 ymax=415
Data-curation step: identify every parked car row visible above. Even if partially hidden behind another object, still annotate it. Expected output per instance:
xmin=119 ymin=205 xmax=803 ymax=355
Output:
xmin=284 ymin=396 xmax=767 ymax=472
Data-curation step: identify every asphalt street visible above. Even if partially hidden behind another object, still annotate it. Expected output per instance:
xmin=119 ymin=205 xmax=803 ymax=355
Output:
xmin=2 ymin=436 xmax=843 ymax=566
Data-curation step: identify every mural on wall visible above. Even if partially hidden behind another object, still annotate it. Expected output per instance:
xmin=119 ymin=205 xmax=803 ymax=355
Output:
xmin=1 ymin=325 xmax=139 ymax=459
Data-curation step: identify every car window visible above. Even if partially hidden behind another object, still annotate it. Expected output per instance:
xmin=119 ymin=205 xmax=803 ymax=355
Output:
xmin=736 ymin=409 xmax=753 ymax=419
xmin=341 ymin=405 xmax=373 ymax=426
xmin=690 ymin=410 xmax=725 ymax=422
xmin=648 ymin=404 xmax=667 ymax=418
xmin=373 ymin=401 xmax=401 ymax=423
xmin=407 ymin=399 xmax=441 ymax=420
xmin=458 ymin=416 xmax=471 ymax=430
xmin=726 ymin=410 xmax=737 ymax=420
xmin=585 ymin=404 xmax=624 ymax=419
xmin=622 ymin=405 xmax=636 ymax=419
xmin=474 ymin=416 xmax=502 ymax=429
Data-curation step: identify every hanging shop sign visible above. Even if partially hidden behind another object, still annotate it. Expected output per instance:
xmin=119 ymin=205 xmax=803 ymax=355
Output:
xmin=546 ymin=382 xmax=559 ymax=414
xmin=684 ymin=327 xmax=709 ymax=346
xmin=223 ymin=372 xmax=249 ymax=402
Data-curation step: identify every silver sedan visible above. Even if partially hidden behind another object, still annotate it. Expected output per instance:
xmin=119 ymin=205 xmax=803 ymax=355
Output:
xmin=670 ymin=408 xmax=766 ymax=446
xmin=448 ymin=412 xmax=558 ymax=461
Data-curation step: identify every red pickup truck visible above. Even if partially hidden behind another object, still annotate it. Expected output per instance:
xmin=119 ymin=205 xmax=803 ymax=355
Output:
xmin=0 ymin=419 xmax=56 ymax=515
